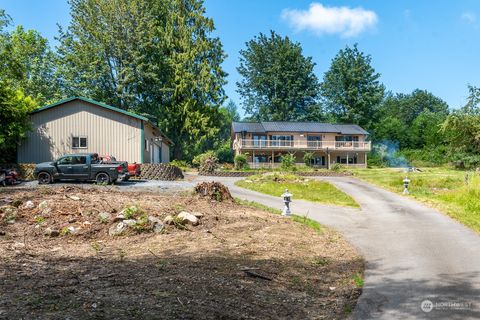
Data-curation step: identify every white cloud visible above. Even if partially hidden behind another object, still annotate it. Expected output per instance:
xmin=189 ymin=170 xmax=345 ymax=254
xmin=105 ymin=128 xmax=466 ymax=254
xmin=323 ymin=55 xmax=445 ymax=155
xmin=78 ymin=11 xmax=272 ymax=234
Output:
xmin=461 ymin=11 xmax=477 ymax=25
xmin=282 ymin=3 xmax=378 ymax=38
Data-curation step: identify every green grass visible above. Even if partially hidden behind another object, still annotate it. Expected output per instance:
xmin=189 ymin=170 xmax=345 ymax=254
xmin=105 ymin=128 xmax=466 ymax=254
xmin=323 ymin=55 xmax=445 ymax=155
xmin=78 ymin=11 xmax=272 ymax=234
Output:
xmin=236 ymin=198 xmax=324 ymax=233
xmin=235 ymin=173 xmax=359 ymax=208
xmin=351 ymin=167 xmax=480 ymax=233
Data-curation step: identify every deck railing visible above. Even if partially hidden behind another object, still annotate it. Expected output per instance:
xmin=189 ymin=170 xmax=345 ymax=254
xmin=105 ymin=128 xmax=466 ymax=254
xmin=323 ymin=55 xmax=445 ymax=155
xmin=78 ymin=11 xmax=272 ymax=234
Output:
xmin=235 ymin=139 xmax=371 ymax=151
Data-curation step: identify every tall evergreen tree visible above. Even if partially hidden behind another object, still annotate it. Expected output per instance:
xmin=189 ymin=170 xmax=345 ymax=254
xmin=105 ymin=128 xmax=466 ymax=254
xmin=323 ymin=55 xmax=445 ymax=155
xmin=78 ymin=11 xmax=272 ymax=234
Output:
xmin=237 ymin=30 xmax=321 ymax=121
xmin=57 ymin=0 xmax=227 ymax=159
xmin=321 ymin=44 xmax=384 ymax=129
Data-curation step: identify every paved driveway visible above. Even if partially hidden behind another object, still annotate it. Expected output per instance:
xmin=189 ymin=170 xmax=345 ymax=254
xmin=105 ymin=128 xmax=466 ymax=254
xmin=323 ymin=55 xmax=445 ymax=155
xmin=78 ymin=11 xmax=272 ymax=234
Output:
xmin=210 ymin=176 xmax=480 ymax=320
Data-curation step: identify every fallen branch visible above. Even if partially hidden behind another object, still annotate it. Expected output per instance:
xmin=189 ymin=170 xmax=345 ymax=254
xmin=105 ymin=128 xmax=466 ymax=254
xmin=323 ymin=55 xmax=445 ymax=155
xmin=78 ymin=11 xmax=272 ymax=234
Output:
xmin=241 ymin=269 xmax=272 ymax=281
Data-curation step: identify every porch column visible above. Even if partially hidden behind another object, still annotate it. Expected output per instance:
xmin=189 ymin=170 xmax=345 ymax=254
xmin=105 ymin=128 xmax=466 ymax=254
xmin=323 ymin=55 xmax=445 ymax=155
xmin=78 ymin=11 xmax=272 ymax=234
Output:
xmin=252 ymin=150 xmax=255 ymax=169
xmin=327 ymin=149 xmax=331 ymax=170
xmin=272 ymin=150 xmax=274 ymax=169
xmin=346 ymin=152 xmax=349 ymax=167
xmin=364 ymin=153 xmax=367 ymax=168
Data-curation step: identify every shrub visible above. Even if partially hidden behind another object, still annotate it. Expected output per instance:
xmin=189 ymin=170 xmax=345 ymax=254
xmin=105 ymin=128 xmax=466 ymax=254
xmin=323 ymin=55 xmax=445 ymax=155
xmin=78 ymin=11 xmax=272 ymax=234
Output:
xmin=234 ymin=154 xmax=249 ymax=170
xmin=215 ymin=141 xmax=234 ymax=163
xmin=331 ymin=163 xmax=345 ymax=172
xmin=194 ymin=151 xmax=218 ymax=173
xmin=170 ymin=159 xmax=189 ymax=171
xmin=281 ymin=153 xmax=297 ymax=171
xmin=303 ymin=151 xmax=314 ymax=167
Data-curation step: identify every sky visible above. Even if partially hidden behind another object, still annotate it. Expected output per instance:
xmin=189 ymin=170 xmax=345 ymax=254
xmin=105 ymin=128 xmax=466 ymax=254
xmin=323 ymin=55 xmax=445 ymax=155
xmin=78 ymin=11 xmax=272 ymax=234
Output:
xmin=2 ymin=0 xmax=480 ymax=117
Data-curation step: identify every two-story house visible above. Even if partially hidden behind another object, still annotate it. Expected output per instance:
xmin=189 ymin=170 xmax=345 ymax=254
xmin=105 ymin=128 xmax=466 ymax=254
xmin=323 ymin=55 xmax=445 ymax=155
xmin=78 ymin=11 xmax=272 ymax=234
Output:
xmin=232 ymin=122 xmax=371 ymax=169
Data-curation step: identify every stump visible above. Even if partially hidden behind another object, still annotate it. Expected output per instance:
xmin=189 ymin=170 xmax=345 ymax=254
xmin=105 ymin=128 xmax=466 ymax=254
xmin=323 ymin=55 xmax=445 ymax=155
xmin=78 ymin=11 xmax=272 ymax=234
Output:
xmin=194 ymin=182 xmax=233 ymax=202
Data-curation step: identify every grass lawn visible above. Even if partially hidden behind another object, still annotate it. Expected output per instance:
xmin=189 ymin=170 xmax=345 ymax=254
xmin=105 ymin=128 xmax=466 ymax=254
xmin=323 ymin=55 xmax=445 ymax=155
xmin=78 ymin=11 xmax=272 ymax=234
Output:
xmin=235 ymin=173 xmax=359 ymax=208
xmin=351 ymin=167 xmax=480 ymax=233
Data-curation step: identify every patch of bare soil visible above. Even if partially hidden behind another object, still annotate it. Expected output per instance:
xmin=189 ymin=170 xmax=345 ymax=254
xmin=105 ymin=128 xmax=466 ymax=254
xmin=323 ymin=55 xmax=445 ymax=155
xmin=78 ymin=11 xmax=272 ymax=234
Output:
xmin=0 ymin=186 xmax=363 ymax=319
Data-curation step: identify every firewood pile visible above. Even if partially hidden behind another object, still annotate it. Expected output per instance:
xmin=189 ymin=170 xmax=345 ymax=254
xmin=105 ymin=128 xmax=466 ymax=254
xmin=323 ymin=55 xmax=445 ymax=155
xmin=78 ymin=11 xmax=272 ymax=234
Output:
xmin=194 ymin=181 xmax=233 ymax=202
xmin=139 ymin=164 xmax=184 ymax=181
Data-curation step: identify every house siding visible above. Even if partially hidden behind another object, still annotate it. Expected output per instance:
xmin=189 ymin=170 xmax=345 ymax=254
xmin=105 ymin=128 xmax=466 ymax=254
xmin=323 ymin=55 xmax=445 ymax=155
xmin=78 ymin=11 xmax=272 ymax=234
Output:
xmin=17 ymin=100 xmax=142 ymax=163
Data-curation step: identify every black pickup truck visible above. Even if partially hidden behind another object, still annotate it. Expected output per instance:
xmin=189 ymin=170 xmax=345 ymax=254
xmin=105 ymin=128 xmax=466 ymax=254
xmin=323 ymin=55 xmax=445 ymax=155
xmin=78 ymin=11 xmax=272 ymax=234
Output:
xmin=34 ymin=153 xmax=129 ymax=184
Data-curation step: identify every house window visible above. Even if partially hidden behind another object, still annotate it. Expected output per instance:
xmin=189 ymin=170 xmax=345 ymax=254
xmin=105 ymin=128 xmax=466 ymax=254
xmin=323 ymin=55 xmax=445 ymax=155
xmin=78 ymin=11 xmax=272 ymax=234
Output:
xmin=72 ymin=136 xmax=87 ymax=149
xmin=269 ymin=135 xmax=294 ymax=147
xmin=253 ymin=135 xmax=267 ymax=147
xmin=336 ymin=155 xmax=357 ymax=164
xmin=307 ymin=135 xmax=322 ymax=147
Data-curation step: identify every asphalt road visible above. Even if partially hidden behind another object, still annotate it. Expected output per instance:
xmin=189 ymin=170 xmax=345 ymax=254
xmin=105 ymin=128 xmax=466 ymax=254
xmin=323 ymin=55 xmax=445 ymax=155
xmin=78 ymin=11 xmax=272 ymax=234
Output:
xmin=18 ymin=175 xmax=480 ymax=319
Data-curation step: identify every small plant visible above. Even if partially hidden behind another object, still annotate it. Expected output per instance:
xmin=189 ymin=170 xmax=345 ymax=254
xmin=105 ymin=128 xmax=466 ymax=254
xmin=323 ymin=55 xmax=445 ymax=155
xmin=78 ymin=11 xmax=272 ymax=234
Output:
xmin=311 ymin=256 xmax=330 ymax=266
xmin=35 ymin=216 xmax=46 ymax=224
xmin=122 ymin=205 xmax=143 ymax=219
xmin=132 ymin=213 xmax=149 ymax=232
xmin=331 ymin=163 xmax=345 ymax=172
xmin=90 ymin=241 xmax=102 ymax=252
xmin=234 ymin=154 xmax=249 ymax=170
xmin=352 ymin=273 xmax=364 ymax=287
xmin=303 ymin=151 xmax=314 ymax=167
xmin=60 ymin=227 xmax=71 ymax=236
xmin=281 ymin=153 xmax=297 ymax=171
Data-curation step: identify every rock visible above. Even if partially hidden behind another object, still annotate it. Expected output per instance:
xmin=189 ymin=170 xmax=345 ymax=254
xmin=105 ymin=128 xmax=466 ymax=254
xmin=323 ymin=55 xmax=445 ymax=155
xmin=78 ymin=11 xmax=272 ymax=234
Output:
xmin=44 ymin=227 xmax=60 ymax=237
xmin=38 ymin=200 xmax=49 ymax=210
xmin=163 ymin=215 xmax=174 ymax=225
xmin=153 ymin=223 xmax=164 ymax=233
xmin=109 ymin=222 xmax=128 ymax=236
xmin=83 ymin=221 xmax=92 ymax=226
xmin=11 ymin=199 xmax=23 ymax=208
xmin=192 ymin=212 xmax=204 ymax=218
xmin=177 ymin=211 xmax=199 ymax=226
xmin=148 ymin=216 xmax=164 ymax=233
xmin=68 ymin=226 xmax=78 ymax=234
xmin=0 ymin=230 xmax=5 ymax=236
xmin=113 ymin=214 xmax=125 ymax=222
xmin=123 ymin=219 xmax=137 ymax=227
xmin=68 ymin=217 xmax=77 ymax=223
xmin=147 ymin=216 xmax=162 ymax=224
xmin=98 ymin=212 xmax=111 ymax=222
xmin=67 ymin=195 xmax=81 ymax=201
xmin=24 ymin=201 xmax=35 ymax=209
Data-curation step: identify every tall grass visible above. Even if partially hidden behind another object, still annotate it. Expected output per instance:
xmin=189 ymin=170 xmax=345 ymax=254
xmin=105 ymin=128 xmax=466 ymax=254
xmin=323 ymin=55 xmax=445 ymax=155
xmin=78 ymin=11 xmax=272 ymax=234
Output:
xmin=352 ymin=168 xmax=480 ymax=232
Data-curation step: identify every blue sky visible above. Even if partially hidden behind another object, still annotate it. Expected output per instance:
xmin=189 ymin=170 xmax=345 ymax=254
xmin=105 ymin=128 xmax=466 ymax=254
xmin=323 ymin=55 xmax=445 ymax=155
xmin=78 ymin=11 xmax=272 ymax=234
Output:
xmin=2 ymin=0 xmax=480 ymax=116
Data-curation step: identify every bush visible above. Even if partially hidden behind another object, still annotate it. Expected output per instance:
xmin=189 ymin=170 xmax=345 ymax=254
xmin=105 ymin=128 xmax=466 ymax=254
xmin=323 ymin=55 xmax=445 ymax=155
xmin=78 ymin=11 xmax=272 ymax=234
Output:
xmin=281 ymin=153 xmax=296 ymax=171
xmin=303 ymin=152 xmax=314 ymax=167
xmin=331 ymin=163 xmax=345 ymax=172
xmin=234 ymin=154 xmax=249 ymax=170
xmin=170 ymin=159 xmax=189 ymax=170
xmin=193 ymin=151 xmax=218 ymax=173
xmin=215 ymin=141 xmax=234 ymax=163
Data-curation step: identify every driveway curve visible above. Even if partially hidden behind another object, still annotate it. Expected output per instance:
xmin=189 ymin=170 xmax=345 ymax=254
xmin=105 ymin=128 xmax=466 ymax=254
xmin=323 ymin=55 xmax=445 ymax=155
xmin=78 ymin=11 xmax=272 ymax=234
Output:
xmin=211 ymin=176 xmax=480 ymax=320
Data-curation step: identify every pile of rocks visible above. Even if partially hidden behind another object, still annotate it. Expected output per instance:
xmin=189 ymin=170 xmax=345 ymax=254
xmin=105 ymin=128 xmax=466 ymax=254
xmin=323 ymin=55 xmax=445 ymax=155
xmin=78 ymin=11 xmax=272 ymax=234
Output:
xmin=108 ymin=207 xmax=203 ymax=236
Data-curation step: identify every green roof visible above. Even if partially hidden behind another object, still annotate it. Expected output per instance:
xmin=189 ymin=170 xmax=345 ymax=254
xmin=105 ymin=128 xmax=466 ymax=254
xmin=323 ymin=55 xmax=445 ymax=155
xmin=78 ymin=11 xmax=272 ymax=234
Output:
xmin=32 ymin=96 xmax=150 ymax=121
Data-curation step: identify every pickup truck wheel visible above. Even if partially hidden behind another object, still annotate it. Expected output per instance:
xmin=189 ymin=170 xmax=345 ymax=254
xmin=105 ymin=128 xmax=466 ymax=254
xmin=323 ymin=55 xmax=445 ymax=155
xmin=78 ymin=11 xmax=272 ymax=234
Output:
xmin=95 ymin=172 xmax=111 ymax=184
xmin=38 ymin=172 xmax=51 ymax=184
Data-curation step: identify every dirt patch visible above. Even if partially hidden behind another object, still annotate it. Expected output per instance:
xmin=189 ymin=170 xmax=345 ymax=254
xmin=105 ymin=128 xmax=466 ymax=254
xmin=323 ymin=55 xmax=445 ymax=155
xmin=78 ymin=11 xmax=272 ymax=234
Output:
xmin=0 ymin=187 xmax=363 ymax=319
